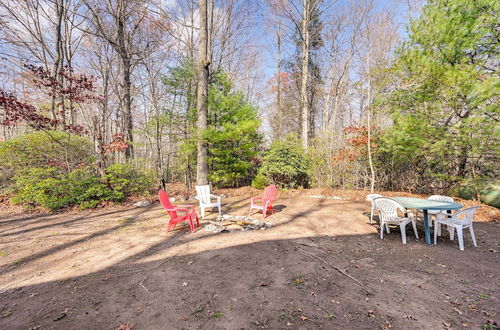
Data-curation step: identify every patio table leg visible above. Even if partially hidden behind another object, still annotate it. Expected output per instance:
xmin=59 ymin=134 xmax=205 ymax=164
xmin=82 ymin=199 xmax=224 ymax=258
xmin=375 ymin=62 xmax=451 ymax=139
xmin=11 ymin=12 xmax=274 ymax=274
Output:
xmin=423 ymin=209 xmax=431 ymax=245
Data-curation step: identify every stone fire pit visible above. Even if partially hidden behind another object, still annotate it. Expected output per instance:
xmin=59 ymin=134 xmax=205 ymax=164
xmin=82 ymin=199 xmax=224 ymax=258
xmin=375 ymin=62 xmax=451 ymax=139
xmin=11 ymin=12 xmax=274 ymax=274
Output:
xmin=204 ymin=214 xmax=272 ymax=233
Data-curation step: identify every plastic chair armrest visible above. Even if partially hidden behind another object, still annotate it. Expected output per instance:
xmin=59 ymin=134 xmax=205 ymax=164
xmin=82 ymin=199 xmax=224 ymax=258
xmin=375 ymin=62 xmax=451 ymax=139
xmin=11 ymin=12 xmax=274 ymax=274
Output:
xmin=166 ymin=208 xmax=188 ymax=213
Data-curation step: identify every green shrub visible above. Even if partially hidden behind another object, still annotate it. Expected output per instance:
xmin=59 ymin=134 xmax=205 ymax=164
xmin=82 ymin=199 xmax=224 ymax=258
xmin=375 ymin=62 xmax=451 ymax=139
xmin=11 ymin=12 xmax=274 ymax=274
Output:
xmin=0 ymin=130 xmax=93 ymax=191
xmin=104 ymin=163 xmax=151 ymax=198
xmin=10 ymin=163 xmax=151 ymax=210
xmin=251 ymin=173 xmax=269 ymax=189
xmin=258 ymin=137 xmax=310 ymax=188
xmin=458 ymin=181 xmax=500 ymax=208
xmin=11 ymin=167 xmax=72 ymax=210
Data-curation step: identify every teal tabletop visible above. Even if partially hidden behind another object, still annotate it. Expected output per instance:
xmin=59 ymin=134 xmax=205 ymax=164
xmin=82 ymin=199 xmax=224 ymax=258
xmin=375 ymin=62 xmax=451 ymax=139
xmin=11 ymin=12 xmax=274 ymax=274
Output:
xmin=389 ymin=197 xmax=462 ymax=210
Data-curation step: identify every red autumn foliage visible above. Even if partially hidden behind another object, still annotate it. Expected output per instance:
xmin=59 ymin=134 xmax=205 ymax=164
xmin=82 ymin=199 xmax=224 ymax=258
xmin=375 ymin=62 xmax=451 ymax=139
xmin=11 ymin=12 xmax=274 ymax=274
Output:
xmin=332 ymin=125 xmax=377 ymax=163
xmin=103 ymin=134 xmax=129 ymax=152
xmin=0 ymin=89 xmax=59 ymax=130
xmin=0 ymin=65 xmax=98 ymax=135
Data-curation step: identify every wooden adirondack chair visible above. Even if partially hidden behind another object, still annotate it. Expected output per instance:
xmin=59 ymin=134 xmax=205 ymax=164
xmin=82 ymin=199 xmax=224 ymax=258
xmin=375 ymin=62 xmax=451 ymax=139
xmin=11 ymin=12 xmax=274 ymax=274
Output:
xmin=158 ymin=190 xmax=200 ymax=232
xmin=249 ymin=185 xmax=278 ymax=219
xmin=195 ymin=185 xmax=222 ymax=218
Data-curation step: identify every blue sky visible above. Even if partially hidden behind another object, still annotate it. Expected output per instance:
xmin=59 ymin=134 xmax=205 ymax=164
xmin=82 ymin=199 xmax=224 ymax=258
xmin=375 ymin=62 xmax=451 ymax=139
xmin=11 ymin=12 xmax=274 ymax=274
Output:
xmin=250 ymin=0 xmax=415 ymax=86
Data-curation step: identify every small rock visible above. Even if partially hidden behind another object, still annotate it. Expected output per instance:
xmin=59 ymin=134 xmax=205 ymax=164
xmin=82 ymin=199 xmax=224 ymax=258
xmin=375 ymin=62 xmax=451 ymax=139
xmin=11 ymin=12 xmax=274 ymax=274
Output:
xmin=227 ymin=224 xmax=242 ymax=231
xmin=309 ymin=195 xmax=325 ymax=199
xmin=264 ymin=222 xmax=272 ymax=228
xmin=204 ymin=224 xmax=225 ymax=233
xmin=134 ymin=201 xmax=151 ymax=207
xmin=169 ymin=197 xmax=175 ymax=203
xmin=182 ymin=282 xmax=188 ymax=287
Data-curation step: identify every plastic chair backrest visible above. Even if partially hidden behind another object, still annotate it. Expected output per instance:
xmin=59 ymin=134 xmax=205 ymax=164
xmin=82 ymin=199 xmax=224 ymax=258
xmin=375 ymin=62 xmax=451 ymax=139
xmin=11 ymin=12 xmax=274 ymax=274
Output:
xmin=428 ymin=195 xmax=454 ymax=203
xmin=451 ymin=206 xmax=479 ymax=225
xmin=195 ymin=185 xmax=211 ymax=204
xmin=366 ymin=193 xmax=383 ymax=202
xmin=374 ymin=198 xmax=406 ymax=222
xmin=158 ymin=190 xmax=177 ymax=219
xmin=263 ymin=185 xmax=278 ymax=202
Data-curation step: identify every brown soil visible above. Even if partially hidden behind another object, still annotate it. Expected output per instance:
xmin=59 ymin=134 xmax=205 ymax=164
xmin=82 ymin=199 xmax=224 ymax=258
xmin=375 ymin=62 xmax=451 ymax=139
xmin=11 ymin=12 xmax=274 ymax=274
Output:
xmin=0 ymin=192 xmax=499 ymax=329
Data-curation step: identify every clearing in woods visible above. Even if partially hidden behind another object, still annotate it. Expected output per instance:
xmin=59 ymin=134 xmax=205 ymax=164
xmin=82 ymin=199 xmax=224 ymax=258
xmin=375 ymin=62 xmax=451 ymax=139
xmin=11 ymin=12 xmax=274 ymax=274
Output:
xmin=0 ymin=193 xmax=499 ymax=329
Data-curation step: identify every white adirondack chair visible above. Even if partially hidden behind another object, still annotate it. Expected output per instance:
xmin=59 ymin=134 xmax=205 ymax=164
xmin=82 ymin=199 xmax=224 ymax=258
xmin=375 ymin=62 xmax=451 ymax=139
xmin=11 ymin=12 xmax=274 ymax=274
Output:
xmin=374 ymin=198 xmax=419 ymax=244
xmin=434 ymin=206 xmax=479 ymax=251
xmin=427 ymin=195 xmax=454 ymax=236
xmin=195 ymin=185 xmax=222 ymax=218
xmin=366 ymin=193 xmax=383 ymax=222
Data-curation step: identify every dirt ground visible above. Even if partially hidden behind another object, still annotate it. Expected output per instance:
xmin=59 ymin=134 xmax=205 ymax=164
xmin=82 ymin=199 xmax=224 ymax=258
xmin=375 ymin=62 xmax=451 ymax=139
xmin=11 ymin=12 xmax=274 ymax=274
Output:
xmin=0 ymin=192 xmax=499 ymax=329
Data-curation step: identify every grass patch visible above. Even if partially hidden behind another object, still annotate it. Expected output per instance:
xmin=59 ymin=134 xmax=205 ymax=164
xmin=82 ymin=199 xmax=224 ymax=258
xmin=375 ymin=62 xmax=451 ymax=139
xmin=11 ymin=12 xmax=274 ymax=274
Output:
xmin=212 ymin=311 xmax=223 ymax=318
xmin=292 ymin=274 xmax=304 ymax=288
xmin=191 ymin=305 xmax=204 ymax=316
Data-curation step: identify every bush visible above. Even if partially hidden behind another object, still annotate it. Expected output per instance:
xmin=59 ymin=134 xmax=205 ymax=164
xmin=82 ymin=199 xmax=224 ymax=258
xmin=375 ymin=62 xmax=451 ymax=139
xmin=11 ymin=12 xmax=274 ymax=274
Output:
xmin=258 ymin=137 xmax=310 ymax=188
xmin=104 ymin=163 xmax=151 ymax=198
xmin=251 ymin=173 xmax=269 ymax=189
xmin=11 ymin=164 xmax=151 ymax=210
xmin=11 ymin=167 xmax=73 ymax=210
xmin=0 ymin=130 xmax=93 ymax=191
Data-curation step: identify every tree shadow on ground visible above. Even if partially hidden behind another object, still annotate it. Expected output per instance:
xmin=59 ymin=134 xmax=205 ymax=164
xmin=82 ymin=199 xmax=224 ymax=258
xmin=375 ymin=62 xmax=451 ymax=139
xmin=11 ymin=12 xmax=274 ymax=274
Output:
xmin=0 ymin=207 xmax=139 ymax=236
xmin=1 ymin=224 xmax=499 ymax=330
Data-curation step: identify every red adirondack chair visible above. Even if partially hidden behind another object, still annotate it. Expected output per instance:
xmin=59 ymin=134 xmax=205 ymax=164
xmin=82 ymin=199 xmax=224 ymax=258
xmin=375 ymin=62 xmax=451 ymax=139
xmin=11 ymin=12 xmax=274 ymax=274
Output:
xmin=158 ymin=190 xmax=200 ymax=232
xmin=249 ymin=185 xmax=278 ymax=219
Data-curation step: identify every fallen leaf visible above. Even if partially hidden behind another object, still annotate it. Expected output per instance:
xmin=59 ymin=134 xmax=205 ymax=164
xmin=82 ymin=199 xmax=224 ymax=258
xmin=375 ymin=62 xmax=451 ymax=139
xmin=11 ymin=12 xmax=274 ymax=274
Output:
xmin=299 ymin=315 xmax=308 ymax=321
xmin=381 ymin=321 xmax=392 ymax=329
xmin=443 ymin=322 xmax=452 ymax=329
xmin=53 ymin=308 xmax=70 ymax=321
xmin=286 ymin=321 xmax=293 ymax=326
xmin=115 ymin=323 xmax=132 ymax=330
xmin=453 ymin=307 xmax=462 ymax=315
xmin=403 ymin=314 xmax=417 ymax=321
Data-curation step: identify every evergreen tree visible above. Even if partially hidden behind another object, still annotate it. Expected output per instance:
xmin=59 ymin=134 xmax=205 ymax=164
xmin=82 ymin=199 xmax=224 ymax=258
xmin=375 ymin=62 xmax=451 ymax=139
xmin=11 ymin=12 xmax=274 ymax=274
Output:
xmin=378 ymin=0 xmax=499 ymax=194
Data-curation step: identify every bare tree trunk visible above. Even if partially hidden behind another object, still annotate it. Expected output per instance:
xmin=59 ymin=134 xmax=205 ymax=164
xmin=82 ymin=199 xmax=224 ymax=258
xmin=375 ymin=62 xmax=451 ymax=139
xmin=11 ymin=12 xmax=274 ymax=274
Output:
xmin=93 ymin=115 xmax=105 ymax=177
xmin=276 ymin=27 xmax=282 ymax=140
xmin=366 ymin=49 xmax=375 ymax=192
xmin=196 ymin=0 xmax=210 ymax=185
xmin=300 ymin=0 xmax=310 ymax=149
xmin=116 ymin=12 xmax=134 ymax=160
xmin=51 ymin=0 xmax=64 ymax=123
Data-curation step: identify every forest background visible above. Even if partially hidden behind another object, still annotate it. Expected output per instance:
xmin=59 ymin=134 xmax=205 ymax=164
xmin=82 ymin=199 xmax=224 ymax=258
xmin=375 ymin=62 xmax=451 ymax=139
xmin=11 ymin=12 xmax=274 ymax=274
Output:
xmin=0 ymin=0 xmax=498 ymax=210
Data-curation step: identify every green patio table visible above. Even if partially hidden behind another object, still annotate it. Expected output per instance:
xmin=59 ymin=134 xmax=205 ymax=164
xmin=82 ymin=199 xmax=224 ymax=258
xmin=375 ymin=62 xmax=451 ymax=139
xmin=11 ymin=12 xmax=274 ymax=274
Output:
xmin=388 ymin=197 xmax=462 ymax=245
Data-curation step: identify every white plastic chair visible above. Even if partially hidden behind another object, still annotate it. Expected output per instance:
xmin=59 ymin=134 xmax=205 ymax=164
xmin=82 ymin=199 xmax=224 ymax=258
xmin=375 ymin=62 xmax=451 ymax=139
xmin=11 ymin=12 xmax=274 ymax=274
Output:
xmin=427 ymin=195 xmax=454 ymax=236
xmin=434 ymin=206 xmax=479 ymax=251
xmin=374 ymin=198 xmax=419 ymax=244
xmin=195 ymin=185 xmax=222 ymax=218
xmin=366 ymin=194 xmax=383 ymax=222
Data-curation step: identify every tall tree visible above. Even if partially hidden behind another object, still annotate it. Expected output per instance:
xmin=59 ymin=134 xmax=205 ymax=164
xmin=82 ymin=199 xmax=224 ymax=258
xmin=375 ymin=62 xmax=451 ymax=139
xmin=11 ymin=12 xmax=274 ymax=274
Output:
xmin=196 ymin=0 xmax=210 ymax=185
xmin=379 ymin=0 xmax=499 ymax=193
xmin=83 ymin=0 xmax=152 ymax=159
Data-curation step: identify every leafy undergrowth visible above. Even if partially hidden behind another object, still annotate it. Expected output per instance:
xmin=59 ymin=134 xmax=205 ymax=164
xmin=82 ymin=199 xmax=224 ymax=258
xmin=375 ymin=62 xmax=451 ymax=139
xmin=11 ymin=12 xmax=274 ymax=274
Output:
xmin=1 ymin=183 xmax=498 ymax=223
